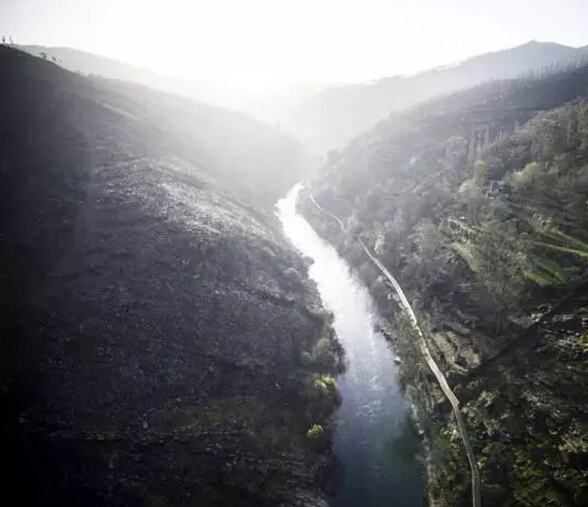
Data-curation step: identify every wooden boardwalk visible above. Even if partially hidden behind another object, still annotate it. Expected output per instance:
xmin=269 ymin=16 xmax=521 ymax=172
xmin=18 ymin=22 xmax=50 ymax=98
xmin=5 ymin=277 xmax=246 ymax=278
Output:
xmin=309 ymin=194 xmax=481 ymax=507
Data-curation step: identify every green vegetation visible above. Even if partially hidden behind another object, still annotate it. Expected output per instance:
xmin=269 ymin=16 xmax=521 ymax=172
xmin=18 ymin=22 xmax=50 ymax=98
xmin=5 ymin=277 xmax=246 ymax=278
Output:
xmin=301 ymin=64 xmax=588 ymax=506
xmin=307 ymin=424 xmax=325 ymax=439
xmin=306 ymin=69 xmax=588 ymax=339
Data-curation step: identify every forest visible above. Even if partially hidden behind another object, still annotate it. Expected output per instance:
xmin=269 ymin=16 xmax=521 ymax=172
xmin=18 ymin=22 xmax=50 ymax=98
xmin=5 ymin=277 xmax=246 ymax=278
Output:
xmin=301 ymin=65 xmax=588 ymax=506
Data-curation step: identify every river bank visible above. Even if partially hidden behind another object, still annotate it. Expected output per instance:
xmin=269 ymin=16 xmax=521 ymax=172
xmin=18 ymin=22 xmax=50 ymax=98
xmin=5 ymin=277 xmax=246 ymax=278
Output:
xmin=298 ymin=183 xmax=588 ymax=507
xmin=278 ymin=185 xmax=426 ymax=507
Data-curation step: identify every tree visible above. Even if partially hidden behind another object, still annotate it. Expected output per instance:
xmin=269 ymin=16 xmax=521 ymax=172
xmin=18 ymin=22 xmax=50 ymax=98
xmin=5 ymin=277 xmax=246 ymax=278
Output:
xmin=403 ymin=218 xmax=450 ymax=294
xmin=458 ymin=178 xmax=485 ymax=221
xmin=471 ymin=220 xmax=528 ymax=332
xmin=473 ymin=159 xmax=487 ymax=188
xmin=40 ymin=52 xmax=47 ymax=60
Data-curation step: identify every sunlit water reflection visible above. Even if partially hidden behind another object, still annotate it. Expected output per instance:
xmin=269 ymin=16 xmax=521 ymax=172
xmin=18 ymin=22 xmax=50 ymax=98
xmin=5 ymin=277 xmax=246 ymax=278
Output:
xmin=277 ymin=184 xmax=425 ymax=507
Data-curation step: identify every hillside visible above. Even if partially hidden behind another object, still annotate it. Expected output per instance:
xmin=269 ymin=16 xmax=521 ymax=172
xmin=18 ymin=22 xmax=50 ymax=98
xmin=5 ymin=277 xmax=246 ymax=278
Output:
xmin=17 ymin=45 xmax=311 ymax=208
xmin=0 ymin=45 xmax=343 ymax=506
xmin=19 ymin=45 xmax=329 ymax=125
xmin=286 ymin=41 xmax=588 ymax=154
xmin=98 ymin=79 xmax=311 ymax=208
xmin=21 ymin=45 xmax=172 ymax=84
xmin=299 ymin=66 xmax=588 ymax=506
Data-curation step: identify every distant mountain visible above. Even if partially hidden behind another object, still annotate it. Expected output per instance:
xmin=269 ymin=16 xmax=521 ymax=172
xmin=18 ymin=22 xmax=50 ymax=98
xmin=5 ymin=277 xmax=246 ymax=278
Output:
xmin=19 ymin=45 xmax=328 ymax=124
xmin=284 ymin=41 xmax=588 ymax=154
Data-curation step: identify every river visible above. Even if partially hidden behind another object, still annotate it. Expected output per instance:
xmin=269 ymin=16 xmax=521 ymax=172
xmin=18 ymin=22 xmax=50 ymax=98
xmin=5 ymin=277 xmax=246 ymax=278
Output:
xmin=277 ymin=184 xmax=425 ymax=507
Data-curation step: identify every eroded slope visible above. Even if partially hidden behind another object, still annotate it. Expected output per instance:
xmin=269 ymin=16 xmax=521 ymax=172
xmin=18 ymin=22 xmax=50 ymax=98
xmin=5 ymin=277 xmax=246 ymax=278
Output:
xmin=1 ymin=46 xmax=342 ymax=506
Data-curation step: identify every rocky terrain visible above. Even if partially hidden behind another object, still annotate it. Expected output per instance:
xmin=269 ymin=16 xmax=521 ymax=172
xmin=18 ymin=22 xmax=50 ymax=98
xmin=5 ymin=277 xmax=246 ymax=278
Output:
xmin=299 ymin=65 xmax=588 ymax=506
xmin=1 ymin=46 xmax=343 ymax=506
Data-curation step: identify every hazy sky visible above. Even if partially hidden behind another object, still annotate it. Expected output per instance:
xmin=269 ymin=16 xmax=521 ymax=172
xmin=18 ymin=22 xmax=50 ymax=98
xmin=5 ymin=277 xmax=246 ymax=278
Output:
xmin=2 ymin=0 xmax=588 ymax=84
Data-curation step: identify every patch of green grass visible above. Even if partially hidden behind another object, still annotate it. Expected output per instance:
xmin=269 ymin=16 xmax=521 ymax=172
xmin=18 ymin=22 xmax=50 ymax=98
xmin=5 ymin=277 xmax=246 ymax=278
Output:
xmin=450 ymin=241 xmax=478 ymax=273
xmin=306 ymin=424 xmax=324 ymax=439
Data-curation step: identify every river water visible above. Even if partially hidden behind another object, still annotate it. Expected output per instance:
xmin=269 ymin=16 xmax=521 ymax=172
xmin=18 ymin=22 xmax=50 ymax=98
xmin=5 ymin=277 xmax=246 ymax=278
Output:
xmin=277 ymin=185 xmax=425 ymax=507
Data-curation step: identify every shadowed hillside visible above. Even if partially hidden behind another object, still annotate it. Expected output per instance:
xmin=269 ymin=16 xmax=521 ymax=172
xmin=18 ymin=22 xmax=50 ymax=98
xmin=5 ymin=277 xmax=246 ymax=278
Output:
xmin=1 ymin=45 xmax=342 ymax=507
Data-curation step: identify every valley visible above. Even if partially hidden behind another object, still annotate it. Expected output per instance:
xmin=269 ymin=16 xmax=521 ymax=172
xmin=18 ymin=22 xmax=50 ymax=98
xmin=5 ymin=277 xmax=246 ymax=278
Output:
xmin=298 ymin=64 xmax=588 ymax=506
xmin=2 ymin=29 xmax=588 ymax=507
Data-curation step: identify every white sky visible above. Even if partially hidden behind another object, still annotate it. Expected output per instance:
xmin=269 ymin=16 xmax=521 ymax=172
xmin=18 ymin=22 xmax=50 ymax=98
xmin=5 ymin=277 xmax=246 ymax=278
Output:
xmin=2 ymin=0 xmax=588 ymax=85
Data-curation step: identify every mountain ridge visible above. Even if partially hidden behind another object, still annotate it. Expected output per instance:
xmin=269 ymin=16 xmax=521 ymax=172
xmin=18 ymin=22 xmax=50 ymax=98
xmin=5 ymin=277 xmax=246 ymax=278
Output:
xmin=1 ymin=44 xmax=343 ymax=506
xmin=18 ymin=44 xmax=329 ymax=124
xmin=284 ymin=40 xmax=588 ymax=154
